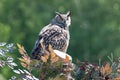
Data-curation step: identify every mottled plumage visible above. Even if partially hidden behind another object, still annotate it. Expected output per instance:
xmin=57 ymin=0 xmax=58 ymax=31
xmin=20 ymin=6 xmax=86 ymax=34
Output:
xmin=31 ymin=11 xmax=71 ymax=60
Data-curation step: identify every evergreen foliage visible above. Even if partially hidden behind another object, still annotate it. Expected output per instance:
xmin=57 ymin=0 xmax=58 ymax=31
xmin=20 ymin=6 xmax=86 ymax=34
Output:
xmin=0 ymin=43 xmax=120 ymax=80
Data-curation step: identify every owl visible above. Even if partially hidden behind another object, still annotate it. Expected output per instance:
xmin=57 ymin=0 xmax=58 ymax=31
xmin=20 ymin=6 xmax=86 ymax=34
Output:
xmin=31 ymin=11 xmax=71 ymax=60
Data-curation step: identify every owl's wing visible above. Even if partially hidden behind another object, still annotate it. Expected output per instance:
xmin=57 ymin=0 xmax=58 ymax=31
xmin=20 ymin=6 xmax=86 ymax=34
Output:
xmin=41 ymin=25 xmax=69 ymax=52
xmin=31 ymin=35 xmax=43 ymax=59
xmin=31 ymin=25 xmax=69 ymax=59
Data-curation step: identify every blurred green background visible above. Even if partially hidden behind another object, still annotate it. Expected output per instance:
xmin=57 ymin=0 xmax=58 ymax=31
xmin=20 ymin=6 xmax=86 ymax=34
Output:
xmin=0 ymin=0 xmax=120 ymax=79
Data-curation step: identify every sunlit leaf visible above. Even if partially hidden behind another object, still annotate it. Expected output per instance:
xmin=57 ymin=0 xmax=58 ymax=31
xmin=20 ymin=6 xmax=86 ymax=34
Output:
xmin=117 ymin=69 xmax=120 ymax=72
xmin=41 ymin=56 xmax=47 ymax=63
xmin=7 ymin=62 xmax=17 ymax=69
xmin=19 ymin=58 xmax=26 ymax=63
xmin=51 ymin=57 xmax=59 ymax=63
xmin=100 ymin=66 xmax=105 ymax=75
xmin=32 ymin=76 xmax=39 ymax=80
xmin=0 ymin=42 xmax=6 ymax=46
xmin=23 ymin=69 xmax=30 ymax=75
xmin=113 ymin=78 xmax=120 ymax=80
xmin=17 ymin=43 xmax=22 ymax=49
xmin=100 ymin=63 xmax=112 ymax=75
xmin=51 ymin=52 xmax=56 ymax=59
xmin=9 ymin=62 xmax=17 ymax=66
xmin=49 ymin=45 xmax=53 ymax=52
xmin=13 ymin=70 xmax=20 ymax=74
xmin=18 ymin=69 xmax=24 ymax=73
xmin=6 ymin=43 xmax=14 ymax=48
xmin=21 ymin=62 xmax=27 ymax=68
xmin=65 ymin=55 xmax=69 ymax=62
xmin=0 ymin=49 xmax=5 ymax=57
xmin=104 ymin=63 xmax=112 ymax=75
xmin=44 ymin=53 xmax=50 ymax=60
xmin=7 ymin=63 xmax=14 ymax=69
xmin=10 ymin=76 xmax=16 ymax=80
xmin=23 ymin=56 xmax=30 ymax=65
xmin=0 ymin=60 xmax=5 ymax=67
xmin=26 ymin=75 xmax=33 ymax=79
xmin=7 ymin=57 xmax=13 ymax=62
xmin=17 ymin=43 xmax=30 ymax=69
xmin=17 ymin=43 xmax=26 ymax=55
xmin=49 ymin=45 xmax=56 ymax=58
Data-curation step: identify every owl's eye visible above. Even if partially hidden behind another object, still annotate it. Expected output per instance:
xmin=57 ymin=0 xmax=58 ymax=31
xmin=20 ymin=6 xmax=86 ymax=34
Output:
xmin=56 ymin=13 xmax=64 ymax=21
xmin=58 ymin=16 xmax=66 ymax=23
xmin=58 ymin=15 xmax=64 ymax=21
xmin=56 ymin=12 xmax=66 ymax=23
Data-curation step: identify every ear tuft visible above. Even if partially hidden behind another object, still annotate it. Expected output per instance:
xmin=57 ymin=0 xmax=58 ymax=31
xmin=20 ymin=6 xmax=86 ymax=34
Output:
xmin=55 ymin=12 xmax=61 ymax=15
xmin=66 ymin=11 xmax=71 ymax=17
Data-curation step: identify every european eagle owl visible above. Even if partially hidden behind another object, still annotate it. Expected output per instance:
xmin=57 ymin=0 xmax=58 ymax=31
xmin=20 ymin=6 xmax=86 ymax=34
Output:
xmin=31 ymin=11 xmax=71 ymax=60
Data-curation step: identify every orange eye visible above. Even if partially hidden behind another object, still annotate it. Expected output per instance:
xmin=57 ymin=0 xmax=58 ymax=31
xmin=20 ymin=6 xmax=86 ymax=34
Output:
xmin=59 ymin=15 xmax=63 ymax=21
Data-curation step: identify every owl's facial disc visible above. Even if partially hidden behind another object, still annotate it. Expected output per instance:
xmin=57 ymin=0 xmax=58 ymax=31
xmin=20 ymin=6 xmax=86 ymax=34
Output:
xmin=52 ymin=11 xmax=71 ymax=29
xmin=66 ymin=11 xmax=71 ymax=27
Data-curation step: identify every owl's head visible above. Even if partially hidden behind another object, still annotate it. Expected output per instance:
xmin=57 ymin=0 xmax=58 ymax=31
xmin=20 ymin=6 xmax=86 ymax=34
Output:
xmin=51 ymin=11 xmax=71 ymax=29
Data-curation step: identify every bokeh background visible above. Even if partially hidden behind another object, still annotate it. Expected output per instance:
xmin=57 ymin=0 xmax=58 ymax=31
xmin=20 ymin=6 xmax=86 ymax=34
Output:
xmin=0 ymin=0 xmax=120 ymax=79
